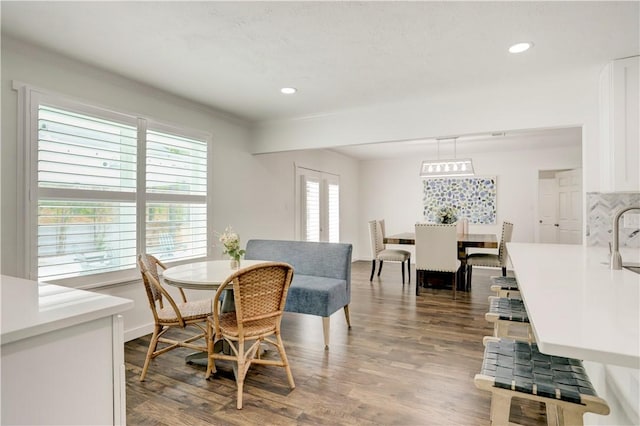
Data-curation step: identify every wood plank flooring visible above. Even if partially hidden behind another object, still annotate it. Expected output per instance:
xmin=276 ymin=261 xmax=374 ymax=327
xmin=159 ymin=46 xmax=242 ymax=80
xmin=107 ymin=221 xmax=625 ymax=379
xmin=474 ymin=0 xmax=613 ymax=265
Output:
xmin=125 ymin=261 xmax=546 ymax=425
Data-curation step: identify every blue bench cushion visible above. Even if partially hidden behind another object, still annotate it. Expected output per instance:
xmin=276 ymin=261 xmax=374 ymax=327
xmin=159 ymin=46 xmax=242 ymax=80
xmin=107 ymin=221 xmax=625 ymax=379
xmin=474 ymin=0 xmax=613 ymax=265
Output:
xmin=287 ymin=275 xmax=348 ymax=317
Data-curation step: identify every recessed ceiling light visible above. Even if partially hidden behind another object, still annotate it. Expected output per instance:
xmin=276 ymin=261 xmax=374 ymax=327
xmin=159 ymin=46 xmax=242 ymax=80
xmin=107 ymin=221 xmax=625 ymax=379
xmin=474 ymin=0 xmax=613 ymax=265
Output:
xmin=280 ymin=87 xmax=297 ymax=95
xmin=508 ymin=42 xmax=533 ymax=54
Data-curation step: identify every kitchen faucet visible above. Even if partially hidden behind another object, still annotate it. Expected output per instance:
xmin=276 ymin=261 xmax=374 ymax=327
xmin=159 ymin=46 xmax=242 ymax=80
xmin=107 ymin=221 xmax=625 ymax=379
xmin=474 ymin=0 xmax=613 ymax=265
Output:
xmin=610 ymin=205 xmax=640 ymax=270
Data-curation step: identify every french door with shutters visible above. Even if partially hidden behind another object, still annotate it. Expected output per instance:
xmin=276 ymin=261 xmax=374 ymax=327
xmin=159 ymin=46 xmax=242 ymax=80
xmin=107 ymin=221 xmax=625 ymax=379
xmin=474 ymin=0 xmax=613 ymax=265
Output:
xmin=295 ymin=166 xmax=340 ymax=242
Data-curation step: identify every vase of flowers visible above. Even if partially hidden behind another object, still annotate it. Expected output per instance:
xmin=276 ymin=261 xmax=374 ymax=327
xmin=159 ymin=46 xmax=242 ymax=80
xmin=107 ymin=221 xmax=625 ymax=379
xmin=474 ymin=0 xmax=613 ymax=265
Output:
xmin=218 ymin=226 xmax=245 ymax=269
xmin=436 ymin=206 xmax=457 ymax=224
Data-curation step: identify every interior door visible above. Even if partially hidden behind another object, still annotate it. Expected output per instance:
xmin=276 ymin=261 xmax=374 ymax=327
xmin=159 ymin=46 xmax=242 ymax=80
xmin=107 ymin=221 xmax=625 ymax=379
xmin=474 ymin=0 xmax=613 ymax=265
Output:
xmin=556 ymin=169 xmax=583 ymax=244
xmin=538 ymin=178 xmax=558 ymax=243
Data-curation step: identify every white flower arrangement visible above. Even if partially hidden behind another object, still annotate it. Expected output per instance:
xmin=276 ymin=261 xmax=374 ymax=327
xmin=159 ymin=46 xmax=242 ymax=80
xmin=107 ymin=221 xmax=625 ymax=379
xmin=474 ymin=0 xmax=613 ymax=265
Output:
xmin=217 ymin=226 xmax=245 ymax=261
xmin=436 ymin=206 xmax=457 ymax=224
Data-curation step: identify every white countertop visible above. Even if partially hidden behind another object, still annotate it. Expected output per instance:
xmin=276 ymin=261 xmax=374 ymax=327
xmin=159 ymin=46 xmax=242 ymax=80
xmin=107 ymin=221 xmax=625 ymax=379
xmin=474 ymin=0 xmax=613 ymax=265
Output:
xmin=1 ymin=274 xmax=134 ymax=345
xmin=507 ymin=243 xmax=640 ymax=369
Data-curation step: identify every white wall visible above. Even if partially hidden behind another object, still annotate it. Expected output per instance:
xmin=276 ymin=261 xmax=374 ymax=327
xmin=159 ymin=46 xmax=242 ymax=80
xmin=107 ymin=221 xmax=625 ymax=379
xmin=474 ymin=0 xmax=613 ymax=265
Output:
xmin=357 ymin=144 xmax=582 ymax=261
xmin=252 ymin=67 xmax=603 ymax=193
xmin=0 ymin=37 xmax=360 ymax=340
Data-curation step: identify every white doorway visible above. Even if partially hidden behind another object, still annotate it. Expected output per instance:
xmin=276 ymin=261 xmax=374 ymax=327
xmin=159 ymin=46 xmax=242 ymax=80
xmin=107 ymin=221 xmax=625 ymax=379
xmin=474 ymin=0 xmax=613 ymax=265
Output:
xmin=294 ymin=165 xmax=340 ymax=242
xmin=537 ymin=169 xmax=583 ymax=244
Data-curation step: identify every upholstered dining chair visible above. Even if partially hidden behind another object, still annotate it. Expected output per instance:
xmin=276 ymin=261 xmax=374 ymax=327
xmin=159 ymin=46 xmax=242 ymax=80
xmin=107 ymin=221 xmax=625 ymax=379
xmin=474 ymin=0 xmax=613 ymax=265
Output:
xmin=368 ymin=219 xmax=411 ymax=284
xmin=415 ymin=223 xmax=461 ymax=299
xmin=136 ymin=253 xmax=212 ymax=381
xmin=206 ymin=262 xmax=296 ymax=409
xmin=466 ymin=221 xmax=514 ymax=289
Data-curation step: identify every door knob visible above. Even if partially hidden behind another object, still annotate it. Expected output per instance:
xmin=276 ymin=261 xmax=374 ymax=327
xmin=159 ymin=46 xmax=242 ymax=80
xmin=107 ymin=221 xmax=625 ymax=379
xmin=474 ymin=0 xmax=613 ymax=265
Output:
xmin=554 ymin=224 xmax=560 ymax=227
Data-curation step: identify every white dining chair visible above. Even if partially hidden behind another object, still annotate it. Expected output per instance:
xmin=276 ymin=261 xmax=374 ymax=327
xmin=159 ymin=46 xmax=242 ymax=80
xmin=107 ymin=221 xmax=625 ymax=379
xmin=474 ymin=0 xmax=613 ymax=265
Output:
xmin=415 ymin=223 xmax=461 ymax=299
xmin=466 ymin=222 xmax=514 ymax=289
xmin=368 ymin=219 xmax=411 ymax=284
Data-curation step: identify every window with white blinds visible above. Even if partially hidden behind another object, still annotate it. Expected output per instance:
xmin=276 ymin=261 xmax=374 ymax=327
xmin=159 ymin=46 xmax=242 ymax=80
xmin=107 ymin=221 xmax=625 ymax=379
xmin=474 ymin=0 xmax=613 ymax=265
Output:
xmin=297 ymin=167 xmax=340 ymax=243
xmin=304 ymin=178 xmax=321 ymax=242
xmin=327 ymin=182 xmax=340 ymax=243
xmin=145 ymin=129 xmax=208 ymax=261
xmin=28 ymin=96 xmax=210 ymax=283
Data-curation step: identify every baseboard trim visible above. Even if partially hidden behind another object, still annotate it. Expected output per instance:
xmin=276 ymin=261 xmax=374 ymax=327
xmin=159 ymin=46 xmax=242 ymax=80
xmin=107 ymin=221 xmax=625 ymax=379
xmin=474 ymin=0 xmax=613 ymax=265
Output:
xmin=125 ymin=323 xmax=154 ymax=342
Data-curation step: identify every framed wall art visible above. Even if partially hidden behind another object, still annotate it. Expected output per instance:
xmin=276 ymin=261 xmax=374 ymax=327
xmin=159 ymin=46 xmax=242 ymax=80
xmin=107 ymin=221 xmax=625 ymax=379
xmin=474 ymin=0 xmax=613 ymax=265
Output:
xmin=422 ymin=176 xmax=497 ymax=224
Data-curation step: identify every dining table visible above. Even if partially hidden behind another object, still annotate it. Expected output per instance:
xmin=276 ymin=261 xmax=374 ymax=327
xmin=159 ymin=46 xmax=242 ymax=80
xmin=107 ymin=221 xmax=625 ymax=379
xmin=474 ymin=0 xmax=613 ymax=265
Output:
xmin=383 ymin=231 xmax=498 ymax=290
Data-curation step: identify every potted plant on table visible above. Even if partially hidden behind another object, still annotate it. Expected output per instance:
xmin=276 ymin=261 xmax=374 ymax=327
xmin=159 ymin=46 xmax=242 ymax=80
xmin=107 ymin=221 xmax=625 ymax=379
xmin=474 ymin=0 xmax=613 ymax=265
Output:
xmin=218 ymin=226 xmax=245 ymax=269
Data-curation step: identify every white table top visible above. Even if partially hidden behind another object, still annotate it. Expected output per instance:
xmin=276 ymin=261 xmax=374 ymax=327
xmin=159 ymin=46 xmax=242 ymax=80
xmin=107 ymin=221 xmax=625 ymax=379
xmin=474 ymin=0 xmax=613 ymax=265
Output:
xmin=507 ymin=243 xmax=640 ymax=368
xmin=1 ymin=274 xmax=133 ymax=345
xmin=163 ymin=259 xmax=268 ymax=290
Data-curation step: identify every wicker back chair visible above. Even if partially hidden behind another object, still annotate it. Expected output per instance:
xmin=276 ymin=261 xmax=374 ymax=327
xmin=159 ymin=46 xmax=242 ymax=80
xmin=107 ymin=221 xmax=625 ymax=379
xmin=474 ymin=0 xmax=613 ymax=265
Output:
xmin=137 ymin=254 xmax=212 ymax=381
xmin=205 ymin=262 xmax=296 ymax=409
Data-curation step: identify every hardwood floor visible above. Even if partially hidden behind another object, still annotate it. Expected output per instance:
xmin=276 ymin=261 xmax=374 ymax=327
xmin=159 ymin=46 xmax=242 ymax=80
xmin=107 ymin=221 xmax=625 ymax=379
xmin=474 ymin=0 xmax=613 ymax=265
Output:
xmin=125 ymin=261 xmax=546 ymax=425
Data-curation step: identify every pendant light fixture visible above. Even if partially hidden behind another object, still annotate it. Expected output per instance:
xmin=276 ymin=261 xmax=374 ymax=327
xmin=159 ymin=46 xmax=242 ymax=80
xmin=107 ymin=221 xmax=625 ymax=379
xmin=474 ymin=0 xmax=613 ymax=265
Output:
xmin=419 ymin=137 xmax=475 ymax=178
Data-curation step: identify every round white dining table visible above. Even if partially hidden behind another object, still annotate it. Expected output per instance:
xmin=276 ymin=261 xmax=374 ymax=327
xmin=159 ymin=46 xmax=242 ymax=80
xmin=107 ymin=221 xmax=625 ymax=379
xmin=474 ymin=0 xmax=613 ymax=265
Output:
xmin=162 ymin=259 xmax=268 ymax=290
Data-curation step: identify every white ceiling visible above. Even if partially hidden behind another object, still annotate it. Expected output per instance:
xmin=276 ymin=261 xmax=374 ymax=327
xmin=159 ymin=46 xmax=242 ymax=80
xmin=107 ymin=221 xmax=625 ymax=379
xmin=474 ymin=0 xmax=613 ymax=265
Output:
xmin=1 ymin=1 xmax=637 ymax=159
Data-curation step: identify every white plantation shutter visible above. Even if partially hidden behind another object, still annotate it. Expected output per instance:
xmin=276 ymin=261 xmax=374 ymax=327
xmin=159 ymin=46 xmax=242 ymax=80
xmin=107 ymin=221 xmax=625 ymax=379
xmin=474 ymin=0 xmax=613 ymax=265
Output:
xmin=327 ymin=181 xmax=340 ymax=243
xmin=37 ymin=105 xmax=138 ymax=280
xmin=145 ymin=129 xmax=208 ymax=261
xmin=297 ymin=167 xmax=340 ymax=243
xmin=26 ymin=92 xmax=210 ymax=284
xmin=304 ymin=177 xmax=321 ymax=242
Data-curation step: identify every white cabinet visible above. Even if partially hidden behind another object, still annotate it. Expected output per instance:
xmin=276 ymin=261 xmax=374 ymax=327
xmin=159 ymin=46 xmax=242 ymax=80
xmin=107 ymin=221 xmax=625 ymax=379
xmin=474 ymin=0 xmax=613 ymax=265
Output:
xmin=599 ymin=56 xmax=640 ymax=191
xmin=1 ymin=275 xmax=133 ymax=425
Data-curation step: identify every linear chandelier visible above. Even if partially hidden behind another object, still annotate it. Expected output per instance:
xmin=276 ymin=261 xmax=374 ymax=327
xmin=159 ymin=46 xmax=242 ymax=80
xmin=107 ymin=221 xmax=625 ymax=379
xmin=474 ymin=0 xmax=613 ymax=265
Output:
xmin=419 ymin=137 xmax=475 ymax=178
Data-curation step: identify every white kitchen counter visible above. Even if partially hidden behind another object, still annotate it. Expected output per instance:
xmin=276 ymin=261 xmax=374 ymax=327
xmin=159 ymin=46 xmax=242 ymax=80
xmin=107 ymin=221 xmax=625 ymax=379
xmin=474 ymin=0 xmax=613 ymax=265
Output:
xmin=507 ymin=243 xmax=640 ymax=368
xmin=1 ymin=274 xmax=134 ymax=425
xmin=1 ymin=274 xmax=133 ymax=344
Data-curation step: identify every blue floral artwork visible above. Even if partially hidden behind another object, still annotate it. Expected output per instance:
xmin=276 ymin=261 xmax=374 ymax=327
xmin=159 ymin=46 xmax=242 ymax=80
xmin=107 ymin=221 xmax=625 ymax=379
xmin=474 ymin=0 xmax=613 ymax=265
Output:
xmin=422 ymin=177 xmax=496 ymax=224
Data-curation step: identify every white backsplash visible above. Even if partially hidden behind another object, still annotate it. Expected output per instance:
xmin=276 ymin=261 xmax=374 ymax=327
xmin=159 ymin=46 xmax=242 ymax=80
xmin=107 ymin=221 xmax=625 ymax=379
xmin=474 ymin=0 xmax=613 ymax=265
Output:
xmin=586 ymin=192 xmax=640 ymax=248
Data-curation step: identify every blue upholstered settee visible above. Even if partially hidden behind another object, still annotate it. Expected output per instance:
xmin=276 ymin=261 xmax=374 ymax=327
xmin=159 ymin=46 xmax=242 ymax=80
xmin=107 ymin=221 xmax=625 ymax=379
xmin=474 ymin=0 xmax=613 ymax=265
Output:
xmin=244 ymin=239 xmax=353 ymax=349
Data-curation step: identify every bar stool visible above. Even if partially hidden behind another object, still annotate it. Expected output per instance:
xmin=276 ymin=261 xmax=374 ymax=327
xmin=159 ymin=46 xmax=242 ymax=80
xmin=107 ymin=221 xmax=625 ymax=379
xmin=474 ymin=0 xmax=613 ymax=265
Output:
xmin=486 ymin=296 xmax=534 ymax=343
xmin=475 ymin=337 xmax=610 ymax=426
xmin=490 ymin=276 xmax=520 ymax=299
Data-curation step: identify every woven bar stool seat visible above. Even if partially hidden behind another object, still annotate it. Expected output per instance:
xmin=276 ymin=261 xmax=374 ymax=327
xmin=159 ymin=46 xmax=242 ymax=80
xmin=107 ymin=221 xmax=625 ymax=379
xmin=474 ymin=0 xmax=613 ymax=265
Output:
xmin=486 ymin=296 xmax=533 ymax=343
xmin=475 ymin=337 xmax=610 ymax=425
xmin=490 ymin=276 xmax=520 ymax=298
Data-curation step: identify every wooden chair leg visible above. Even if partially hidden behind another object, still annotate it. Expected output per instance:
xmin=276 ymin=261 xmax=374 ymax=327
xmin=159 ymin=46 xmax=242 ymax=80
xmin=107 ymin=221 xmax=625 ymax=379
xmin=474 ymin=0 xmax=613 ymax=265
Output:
xmin=408 ymin=258 xmax=411 ymax=283
xmin=466 ymin=265 xmax=473 ymax=290
xmin=489 ymin=393 xmax=512 ymax=425
xmin=416 ymin=270 xmax=421 ymax=295
xmin=274 ymin=331 xmax=296 ymax=390
xmin=343 ymin=305 xmax=351 ymax=329
xmin=140 ymin=325 xmax=161 ymax=381
xmin=502 ymin=267 xmax=507 ymax=276
xmin=377 ymin=260 xmax=384 ymax=276
xmin=322 ymin=316 xmax=330 ymax=350
xmin=452 ymin=271 xmax=457 ymax=300
xmin=546 ymin=403 xmax=560 ymax=426
xmin=370 ymin=259 xmax=376 ymax=281
xmin=401 ymin=261 xmax=406 ymax=284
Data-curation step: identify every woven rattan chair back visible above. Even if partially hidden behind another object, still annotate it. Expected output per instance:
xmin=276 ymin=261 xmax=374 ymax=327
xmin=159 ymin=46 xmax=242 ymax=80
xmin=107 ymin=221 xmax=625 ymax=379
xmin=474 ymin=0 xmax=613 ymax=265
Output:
xmin=136 ymin=253 xmax=211 ymax=381
xmin=231 ymin=263 xmax=290 ymax=334
xmin=138 ymin=253 xmax=166 ymax=307
xmin=206 ymin=262 xmax=296 ymax=409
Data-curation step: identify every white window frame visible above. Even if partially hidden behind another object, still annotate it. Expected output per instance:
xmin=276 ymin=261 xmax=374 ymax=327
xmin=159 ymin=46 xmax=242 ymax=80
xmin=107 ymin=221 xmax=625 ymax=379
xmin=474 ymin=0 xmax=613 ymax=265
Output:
xmin=294 ymin=165 xmax=340 ymax=242
xmin=15 ymin=82 xmax=213 ymax=288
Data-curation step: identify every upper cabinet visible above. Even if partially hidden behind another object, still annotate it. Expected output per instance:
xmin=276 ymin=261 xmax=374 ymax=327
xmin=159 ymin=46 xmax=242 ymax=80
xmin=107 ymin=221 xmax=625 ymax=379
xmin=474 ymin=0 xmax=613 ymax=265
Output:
xmin=599 ymin=56 xmax=639 ymax=192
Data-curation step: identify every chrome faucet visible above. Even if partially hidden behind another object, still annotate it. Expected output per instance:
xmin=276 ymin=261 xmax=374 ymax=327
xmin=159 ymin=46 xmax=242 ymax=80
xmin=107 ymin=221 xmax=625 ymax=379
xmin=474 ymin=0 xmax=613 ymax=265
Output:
xmin=610 ymin=205 xmax=640 ymax=270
